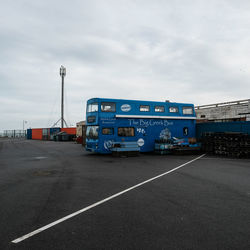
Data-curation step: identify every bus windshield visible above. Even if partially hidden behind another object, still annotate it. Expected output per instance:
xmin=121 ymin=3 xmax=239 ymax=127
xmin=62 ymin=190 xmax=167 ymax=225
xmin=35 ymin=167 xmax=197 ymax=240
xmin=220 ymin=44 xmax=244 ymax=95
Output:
xmin=86 ymin=126 xmax=99 ymax=139
xmin=87 ymin=103 xmax=98 ymax=113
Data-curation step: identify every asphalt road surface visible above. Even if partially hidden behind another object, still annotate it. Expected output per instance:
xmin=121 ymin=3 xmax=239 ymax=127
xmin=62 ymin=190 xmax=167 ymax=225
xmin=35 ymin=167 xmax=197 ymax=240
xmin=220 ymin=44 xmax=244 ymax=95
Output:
xmin=0 ymin=138 xmax=250 ymax=250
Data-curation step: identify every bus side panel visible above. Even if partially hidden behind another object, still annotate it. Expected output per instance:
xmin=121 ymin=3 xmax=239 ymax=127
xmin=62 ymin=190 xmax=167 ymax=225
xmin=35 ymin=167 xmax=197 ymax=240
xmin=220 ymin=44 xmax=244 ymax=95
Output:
xmin=134 ymin=119 xmax=175 ymax=152
xmin=97 ymin=118 xmax=196 ymax=153
xmin=125 ymin=118 xmax=196 ymax=152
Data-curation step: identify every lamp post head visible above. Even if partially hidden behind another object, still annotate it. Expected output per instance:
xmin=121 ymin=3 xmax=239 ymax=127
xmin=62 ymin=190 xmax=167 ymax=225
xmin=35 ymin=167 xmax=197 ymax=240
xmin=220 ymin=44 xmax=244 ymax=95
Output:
xmin=60 ymin=65 xmax=66 ymax=76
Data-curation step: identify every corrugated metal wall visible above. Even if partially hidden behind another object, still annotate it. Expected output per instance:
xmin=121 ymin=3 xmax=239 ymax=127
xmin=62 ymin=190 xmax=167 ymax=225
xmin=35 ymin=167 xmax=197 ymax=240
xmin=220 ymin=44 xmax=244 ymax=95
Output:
xmin=32 ymin=128 xmax=43 ymax=140
xmin=28 ymin=127 xmax=76 ymax=140
xmin=50 ymin=127 xmax=60 ymax=135
xmin=196 ymin=121 xmax=250 ymax=138
xmin=27 ymin=129 xmax=32 ymax=139
xmin=42 ymin=128 xmax=50 ymax=140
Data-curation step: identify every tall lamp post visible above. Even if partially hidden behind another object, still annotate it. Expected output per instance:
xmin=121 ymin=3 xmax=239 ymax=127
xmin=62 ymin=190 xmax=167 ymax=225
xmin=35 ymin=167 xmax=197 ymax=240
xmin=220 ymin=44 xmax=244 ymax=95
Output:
xmin=60 ymin=65 xmax=66 ymax=128
xmin=51 ymin=66 xmax=68 ymax=128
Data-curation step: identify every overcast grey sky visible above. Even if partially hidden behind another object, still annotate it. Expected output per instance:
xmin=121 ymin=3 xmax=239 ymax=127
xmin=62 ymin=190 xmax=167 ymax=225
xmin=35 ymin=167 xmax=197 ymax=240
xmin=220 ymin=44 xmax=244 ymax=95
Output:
xmin=1 ymin=0 xmax=250 ymax=130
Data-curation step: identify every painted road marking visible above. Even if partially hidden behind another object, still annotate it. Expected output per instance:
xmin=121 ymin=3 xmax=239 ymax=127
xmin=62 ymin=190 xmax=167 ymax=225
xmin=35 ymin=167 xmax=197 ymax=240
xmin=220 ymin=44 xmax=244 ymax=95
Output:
xmin=12 ymin=154 xmax=206 ymax=244
xmin=34 ymin=156 xmax=48 ymax=160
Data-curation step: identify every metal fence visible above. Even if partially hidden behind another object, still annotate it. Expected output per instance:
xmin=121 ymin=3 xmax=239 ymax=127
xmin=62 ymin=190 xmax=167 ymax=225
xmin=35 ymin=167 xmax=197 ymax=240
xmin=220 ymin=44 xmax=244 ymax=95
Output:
xmin=0 ymin=130 xmax=27 ymax=138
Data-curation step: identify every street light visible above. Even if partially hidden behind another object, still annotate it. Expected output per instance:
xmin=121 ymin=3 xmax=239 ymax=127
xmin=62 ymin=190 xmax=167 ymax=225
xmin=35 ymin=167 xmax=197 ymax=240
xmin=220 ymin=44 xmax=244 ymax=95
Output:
xmin=51 ymin=66 xmax=68 ymax=128
xmin=60 ymin=65 xmax=66 ymax=77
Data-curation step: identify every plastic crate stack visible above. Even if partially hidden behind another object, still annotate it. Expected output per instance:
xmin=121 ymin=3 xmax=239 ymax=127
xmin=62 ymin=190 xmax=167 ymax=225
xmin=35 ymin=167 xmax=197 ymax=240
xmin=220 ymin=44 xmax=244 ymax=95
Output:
xmin=154 ymin=139 xmax=174 ymax=155
xmin=201 ymin=132 xmax=250 ymax=158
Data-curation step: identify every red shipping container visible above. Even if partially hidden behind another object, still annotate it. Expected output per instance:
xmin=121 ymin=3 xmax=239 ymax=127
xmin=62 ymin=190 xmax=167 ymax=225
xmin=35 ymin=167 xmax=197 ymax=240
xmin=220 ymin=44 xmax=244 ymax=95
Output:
xmin=32 ymin=128 xmax=43 ymax=140
xmin=61 ymin=127 xmax=76 ymax=135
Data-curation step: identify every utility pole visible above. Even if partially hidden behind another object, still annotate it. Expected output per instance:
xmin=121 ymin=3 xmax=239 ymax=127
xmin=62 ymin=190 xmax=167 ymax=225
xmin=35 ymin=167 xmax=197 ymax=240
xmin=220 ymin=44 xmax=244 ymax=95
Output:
xmin=52 ymin=66 xmax=68 ymax=128
xmin=60 ymin=65 xmax=66 ymax=128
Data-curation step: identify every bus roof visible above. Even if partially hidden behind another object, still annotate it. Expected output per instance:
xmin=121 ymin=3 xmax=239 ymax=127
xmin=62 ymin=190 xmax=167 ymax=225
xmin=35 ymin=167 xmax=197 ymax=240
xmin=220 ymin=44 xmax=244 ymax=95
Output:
xmin=87 ymin=98 xmax=194 ymax=106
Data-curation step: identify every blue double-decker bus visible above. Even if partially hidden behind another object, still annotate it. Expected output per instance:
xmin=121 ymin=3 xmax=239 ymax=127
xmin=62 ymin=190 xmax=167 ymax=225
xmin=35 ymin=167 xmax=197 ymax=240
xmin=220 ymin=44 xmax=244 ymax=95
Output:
xmin=85 ymin=98 xmax=196 ymax=153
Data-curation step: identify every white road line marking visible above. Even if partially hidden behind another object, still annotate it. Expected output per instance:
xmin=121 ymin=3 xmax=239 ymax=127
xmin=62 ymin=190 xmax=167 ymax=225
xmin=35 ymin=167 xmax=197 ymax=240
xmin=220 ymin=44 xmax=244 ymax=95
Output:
xmin=12 ymin=154 xmax=206 ymax=244
xmin=34 ymin=156 xmax=48 ymax=160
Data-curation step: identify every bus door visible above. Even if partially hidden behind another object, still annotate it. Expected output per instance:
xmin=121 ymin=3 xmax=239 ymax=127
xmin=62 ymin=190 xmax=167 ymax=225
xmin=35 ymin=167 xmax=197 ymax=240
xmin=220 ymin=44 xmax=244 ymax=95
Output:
xmin=100 ymin=127 xmax=115 ymax=153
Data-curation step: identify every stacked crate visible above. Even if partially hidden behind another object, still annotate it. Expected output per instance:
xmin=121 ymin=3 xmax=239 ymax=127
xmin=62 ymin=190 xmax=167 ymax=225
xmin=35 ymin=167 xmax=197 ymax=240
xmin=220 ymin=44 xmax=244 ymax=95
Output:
xmin=201 ymin=132 xmax=214 ymax=153
xmin=201 ymin=132 xmax=250 ymax=158
xmin=154 ymin=139 xmax=173 ymax=155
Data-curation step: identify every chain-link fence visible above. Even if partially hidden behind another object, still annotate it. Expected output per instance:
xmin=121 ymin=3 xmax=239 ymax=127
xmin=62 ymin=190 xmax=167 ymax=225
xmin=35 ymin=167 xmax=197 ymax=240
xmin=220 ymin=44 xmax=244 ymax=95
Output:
xmin=0 ymin=130 xmax=26 ymax=138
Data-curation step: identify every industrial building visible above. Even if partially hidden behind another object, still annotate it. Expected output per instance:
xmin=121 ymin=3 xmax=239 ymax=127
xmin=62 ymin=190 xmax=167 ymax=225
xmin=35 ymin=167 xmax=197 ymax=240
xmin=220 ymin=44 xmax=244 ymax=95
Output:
xmin=195 ymin=99 xmax=250 ymax=122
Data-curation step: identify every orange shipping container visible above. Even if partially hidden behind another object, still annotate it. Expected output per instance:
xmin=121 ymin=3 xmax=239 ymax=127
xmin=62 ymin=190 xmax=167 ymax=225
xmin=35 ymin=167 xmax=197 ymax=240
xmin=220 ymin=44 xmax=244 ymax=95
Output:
xmin=32 ymin=128 xmax=43 ymax=140
xmin=61 ymin=127 xmax=76 ymax=135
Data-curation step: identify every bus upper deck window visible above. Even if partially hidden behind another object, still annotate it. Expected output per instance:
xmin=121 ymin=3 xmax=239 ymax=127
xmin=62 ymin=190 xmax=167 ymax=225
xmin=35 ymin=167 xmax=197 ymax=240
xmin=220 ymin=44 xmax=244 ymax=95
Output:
xmin=155 ymin=106 xmax=165 ymax=112
xmin=169 ymin=107 xmax=179 ymax=113
xmin=182 ymin=107 xmax=193 ymax=115
xmin=101 ymin=102 xmax=116 ymax=112
xmin=140 ymin=105 xmax=150 ymax=112
xmin=87 ymin=103 xmax=98 ymax=113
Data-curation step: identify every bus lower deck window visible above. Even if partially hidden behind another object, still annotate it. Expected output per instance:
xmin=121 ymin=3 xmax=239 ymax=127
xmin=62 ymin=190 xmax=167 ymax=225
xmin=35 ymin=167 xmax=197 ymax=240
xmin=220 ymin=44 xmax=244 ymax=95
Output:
xmin=102 ymin=128 xmax=114 ymax=135
xmin=183 ymin=127 xmax=188 ymax=136
xmin=118 ymin=127 xmax=135 ymax=137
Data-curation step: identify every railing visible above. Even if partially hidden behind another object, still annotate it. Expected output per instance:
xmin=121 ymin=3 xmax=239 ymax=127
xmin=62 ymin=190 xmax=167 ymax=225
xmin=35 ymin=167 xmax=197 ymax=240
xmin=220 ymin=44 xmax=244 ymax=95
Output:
xmin=195 ymin=99 xmax=250 ymax=110
xmin=0 ymin=130 xmax=26 ymax=138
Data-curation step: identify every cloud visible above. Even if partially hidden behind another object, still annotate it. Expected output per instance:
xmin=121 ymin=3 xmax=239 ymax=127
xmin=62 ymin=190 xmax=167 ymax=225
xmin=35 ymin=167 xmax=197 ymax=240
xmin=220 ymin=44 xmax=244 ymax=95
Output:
xmin=1 ymin=0 xmax=250 ymax=130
